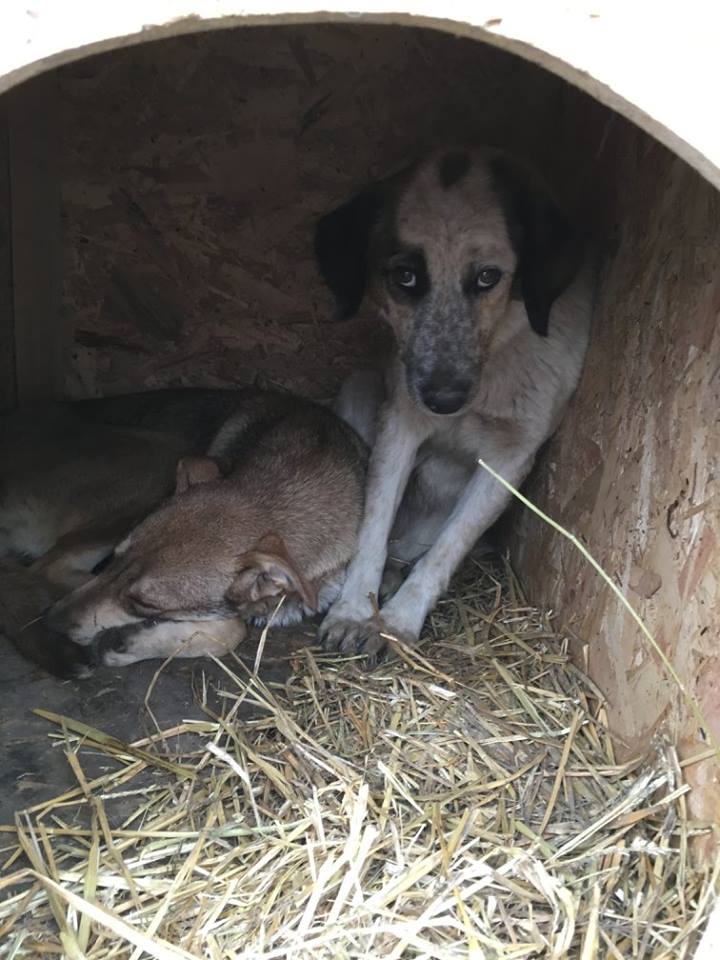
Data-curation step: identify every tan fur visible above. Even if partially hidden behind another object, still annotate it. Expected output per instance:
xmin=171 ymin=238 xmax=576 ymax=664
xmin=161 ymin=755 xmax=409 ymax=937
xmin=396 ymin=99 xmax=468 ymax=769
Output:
xmin=0 ymin=411 xmax=188 ymax=584
xmin=45 ymin=400 xmax=367 ymax=666
xmin=1 ymin=389 xmax=366 ymax=673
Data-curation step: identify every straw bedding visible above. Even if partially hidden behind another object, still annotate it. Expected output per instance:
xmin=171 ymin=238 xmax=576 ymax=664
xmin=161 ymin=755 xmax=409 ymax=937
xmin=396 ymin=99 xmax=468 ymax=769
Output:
xmin=0 ymin=556 xmax=717 ymax=958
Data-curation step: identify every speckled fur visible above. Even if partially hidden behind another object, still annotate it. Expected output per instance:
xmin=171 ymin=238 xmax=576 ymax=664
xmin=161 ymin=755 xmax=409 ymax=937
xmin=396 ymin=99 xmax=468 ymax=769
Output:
xmin=317 ymin=147 xmax=594 ymax=661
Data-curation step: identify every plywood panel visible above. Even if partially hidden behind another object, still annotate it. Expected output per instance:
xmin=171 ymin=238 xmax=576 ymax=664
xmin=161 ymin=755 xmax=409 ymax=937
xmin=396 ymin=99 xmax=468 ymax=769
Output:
xmin=0 ymin=103 xmax=14 ymax=412
xmin=45 ymin=20 xmax=720 ymax=830
xmin=2 ymin=2 xmax=720 ymax=202
xmin=57 ymin=24 xmax=562 ymax=399
xmin=7 ymin=72 xmax=63 ymax=403
xmin=513 ymin=94 xmax=720 ymax=835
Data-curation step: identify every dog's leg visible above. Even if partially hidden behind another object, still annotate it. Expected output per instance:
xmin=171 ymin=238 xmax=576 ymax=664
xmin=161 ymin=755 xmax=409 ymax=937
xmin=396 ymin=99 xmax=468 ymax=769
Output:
xmin=320 ymin=400 xmax=429 ymax=652
xmin=102 ymin=618 xmax=247 ymax=667
xmin=379 ymin=559 xmax=406 ymax=601
xmin=342 ymin=452 xmax=535 ymax=663
xmin=333 ymin=368 xmax=386 ymax=447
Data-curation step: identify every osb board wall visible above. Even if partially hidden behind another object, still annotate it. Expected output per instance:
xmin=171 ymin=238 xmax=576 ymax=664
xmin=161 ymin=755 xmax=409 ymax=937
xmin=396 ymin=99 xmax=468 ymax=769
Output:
xmin=513 ymin=90 xmax=720 ymax=834
xmin=52 ymin=21 xmax=720 ymax=817
xmin=57 ymin=23 xmax=564 ymax=400
xmin=0 ymin=105 xmax=14 ymax=412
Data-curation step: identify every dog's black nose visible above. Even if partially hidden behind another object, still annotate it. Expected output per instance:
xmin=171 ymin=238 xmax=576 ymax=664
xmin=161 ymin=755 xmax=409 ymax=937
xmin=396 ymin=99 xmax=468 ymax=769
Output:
xmin=419 ymin=381 xmax=471 ymax=415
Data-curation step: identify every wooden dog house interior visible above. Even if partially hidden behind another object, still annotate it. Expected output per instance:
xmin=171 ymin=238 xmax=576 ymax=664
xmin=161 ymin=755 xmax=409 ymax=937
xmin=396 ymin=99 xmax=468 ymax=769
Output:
xmin=1 ymin=20 xmax=719 ymax=830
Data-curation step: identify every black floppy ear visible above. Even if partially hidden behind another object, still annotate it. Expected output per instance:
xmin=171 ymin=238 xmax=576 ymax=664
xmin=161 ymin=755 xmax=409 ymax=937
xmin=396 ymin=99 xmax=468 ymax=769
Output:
xmin=491 ymin=157 xmax=582 ymax=336
xmin=314 ymin=185 xmax=385 ymax=321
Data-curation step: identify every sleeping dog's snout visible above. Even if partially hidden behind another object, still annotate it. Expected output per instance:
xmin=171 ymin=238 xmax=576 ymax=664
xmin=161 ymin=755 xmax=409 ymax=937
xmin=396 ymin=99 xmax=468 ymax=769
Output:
xmin=43 ymin=591 xmax=106 ymax=646
xmin=43 ymin=601 xmax=73 ymax=637
xmin=418 ymin=375 xmax=472 ymax=415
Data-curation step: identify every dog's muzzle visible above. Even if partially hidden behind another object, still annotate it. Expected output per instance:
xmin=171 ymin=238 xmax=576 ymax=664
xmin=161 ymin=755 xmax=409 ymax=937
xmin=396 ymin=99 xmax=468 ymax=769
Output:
xmin=43 ymin=602 xmax=70 ymax=636
xmin=418 ymin=378 xmax=471 ymax=415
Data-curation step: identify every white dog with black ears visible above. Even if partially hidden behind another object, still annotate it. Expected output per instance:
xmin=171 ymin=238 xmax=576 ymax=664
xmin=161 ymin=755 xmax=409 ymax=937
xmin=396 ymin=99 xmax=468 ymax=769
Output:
xmin=314 ymin=146 xmax=594 ymax=664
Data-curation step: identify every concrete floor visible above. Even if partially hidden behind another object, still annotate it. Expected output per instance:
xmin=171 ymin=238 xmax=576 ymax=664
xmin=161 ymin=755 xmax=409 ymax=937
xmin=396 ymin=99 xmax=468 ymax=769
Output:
xmin=0 ymin=625 xmax=310 ymax=826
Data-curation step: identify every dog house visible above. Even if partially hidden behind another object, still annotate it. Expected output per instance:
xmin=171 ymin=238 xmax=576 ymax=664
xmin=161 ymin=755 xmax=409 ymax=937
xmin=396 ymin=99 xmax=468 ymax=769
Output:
xmin=1 ymin=0 xmax=719 ymax=922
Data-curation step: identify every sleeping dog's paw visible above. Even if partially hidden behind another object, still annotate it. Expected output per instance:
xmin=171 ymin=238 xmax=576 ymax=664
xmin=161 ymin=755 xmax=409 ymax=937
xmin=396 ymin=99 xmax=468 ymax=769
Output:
xmin=319 ymin=614 xmax=416 ymax=669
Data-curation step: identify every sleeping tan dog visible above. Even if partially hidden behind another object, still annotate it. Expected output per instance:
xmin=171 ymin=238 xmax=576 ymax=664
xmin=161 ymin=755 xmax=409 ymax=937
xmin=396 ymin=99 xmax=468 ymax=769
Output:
xmin=45 ymin=398 xmax=367 ymax=668
xmin=1 ymin=389 xmax=366 ymax=673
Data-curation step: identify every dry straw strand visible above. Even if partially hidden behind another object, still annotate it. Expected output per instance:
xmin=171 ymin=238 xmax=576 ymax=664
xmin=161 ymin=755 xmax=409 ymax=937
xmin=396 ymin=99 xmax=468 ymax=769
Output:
xmin=477 ymin=457 xmax=719 ymax=759
xmin=0 ymin=555 xmax=716 ymax=958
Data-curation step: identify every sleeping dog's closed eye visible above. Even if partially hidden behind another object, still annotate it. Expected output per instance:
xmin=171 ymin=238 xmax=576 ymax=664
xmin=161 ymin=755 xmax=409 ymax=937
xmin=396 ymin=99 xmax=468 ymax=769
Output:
xmin=125 ymin=591 xmax=162 ymax=618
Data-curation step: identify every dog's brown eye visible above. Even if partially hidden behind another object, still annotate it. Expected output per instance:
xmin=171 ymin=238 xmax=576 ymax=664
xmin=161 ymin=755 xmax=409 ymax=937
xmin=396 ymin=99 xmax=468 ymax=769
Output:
xmin=392 ymin=266 xmax=417 ymax=289
xmin=476 ymin=268 xmax=502 ymax=290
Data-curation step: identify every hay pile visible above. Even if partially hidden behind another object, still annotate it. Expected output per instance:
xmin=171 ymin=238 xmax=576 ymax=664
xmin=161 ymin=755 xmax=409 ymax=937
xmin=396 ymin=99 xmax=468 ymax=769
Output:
xmin=0 ymin=557 xmax=717 ymax=958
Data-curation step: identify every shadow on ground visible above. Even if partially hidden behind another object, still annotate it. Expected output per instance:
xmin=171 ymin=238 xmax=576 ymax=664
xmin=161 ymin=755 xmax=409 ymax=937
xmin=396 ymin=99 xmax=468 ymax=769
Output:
xmin=0 ymin=625 xmax=314 ymax=825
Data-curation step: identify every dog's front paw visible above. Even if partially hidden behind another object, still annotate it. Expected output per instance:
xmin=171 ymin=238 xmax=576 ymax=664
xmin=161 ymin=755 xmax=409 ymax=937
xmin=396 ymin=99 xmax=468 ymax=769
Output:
xmin=319 ymin=595 xmax=373 ymax=644
xmin=320 ymin=615 xmax=367 ymax=655
xmin=319 ymin=613 xmax=417 ymax=668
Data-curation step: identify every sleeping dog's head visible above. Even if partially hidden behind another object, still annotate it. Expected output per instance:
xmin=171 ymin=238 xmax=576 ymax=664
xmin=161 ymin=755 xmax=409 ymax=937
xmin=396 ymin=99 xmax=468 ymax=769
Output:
xmin=315 ymin=148 xmax=581 ymax=415
xmin=44 ymin=457 xmax=317 ymax=646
